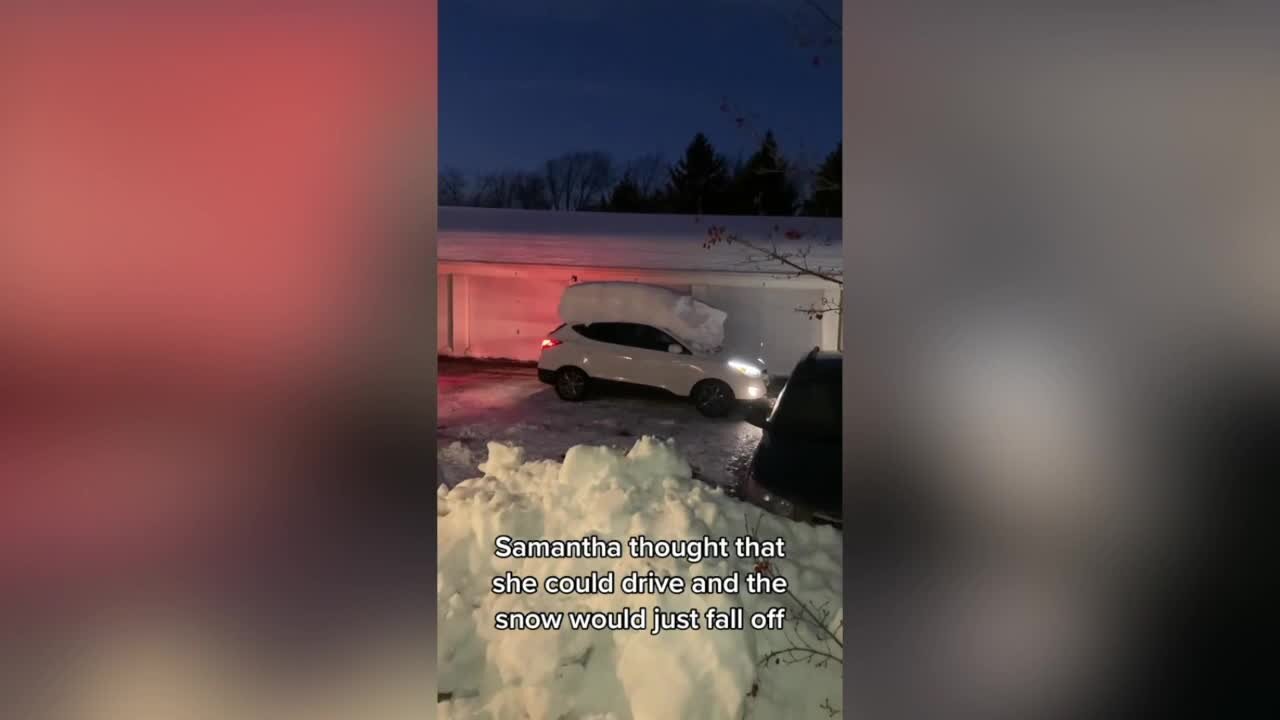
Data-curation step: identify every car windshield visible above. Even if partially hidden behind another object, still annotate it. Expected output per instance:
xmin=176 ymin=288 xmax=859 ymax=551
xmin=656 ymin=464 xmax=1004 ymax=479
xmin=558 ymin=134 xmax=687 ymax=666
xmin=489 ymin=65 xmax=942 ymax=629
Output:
xmin=769 ymin=364 xmax=841 ymax=438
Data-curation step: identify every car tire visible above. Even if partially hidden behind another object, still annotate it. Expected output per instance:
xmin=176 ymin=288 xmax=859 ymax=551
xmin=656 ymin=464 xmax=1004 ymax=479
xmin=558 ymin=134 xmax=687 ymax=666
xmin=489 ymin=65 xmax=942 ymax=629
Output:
xmin=553 ymin=367 xmax=589 ymax=402
xmin=692 ymin=380 xmax=734 ymax=418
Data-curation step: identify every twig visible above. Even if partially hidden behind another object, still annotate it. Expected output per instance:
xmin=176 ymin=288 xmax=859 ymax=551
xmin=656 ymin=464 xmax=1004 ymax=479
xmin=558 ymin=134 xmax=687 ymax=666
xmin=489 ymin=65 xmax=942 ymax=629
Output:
xmin=744 ymin=512 xmax=844 ymax=653
xmin=800 ymin=0 xmax=841 ymax=33
xmin=709 ymin=227 xmax=843 ymax=286
xmin=759 ymin=647 xmax=844 ymax=667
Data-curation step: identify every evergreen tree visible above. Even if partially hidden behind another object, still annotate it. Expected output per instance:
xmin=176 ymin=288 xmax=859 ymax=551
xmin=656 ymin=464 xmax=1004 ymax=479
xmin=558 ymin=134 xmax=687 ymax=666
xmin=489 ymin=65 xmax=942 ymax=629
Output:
xmin=605 ymin=174 xmax=645 ymax=212
xmin=731 ymin=130 xmax=799 ymax=216
xmin=802 ymin=142 xmax=841 ymax=217
xmin=665 ymin=132 xmax=731 ymax=215
xmin=644 ymin=185 xmax=673 ymax=213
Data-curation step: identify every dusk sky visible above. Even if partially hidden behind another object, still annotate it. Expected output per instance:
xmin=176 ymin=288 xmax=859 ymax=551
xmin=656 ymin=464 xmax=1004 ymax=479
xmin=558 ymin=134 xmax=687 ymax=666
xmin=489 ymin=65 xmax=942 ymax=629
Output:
xmin=441 ymin=0 xmax=841 ymax=176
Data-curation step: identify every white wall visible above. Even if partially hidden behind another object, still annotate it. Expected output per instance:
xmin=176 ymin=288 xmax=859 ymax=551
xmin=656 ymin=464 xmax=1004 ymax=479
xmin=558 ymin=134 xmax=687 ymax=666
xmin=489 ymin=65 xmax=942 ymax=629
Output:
xmin=466 ymin=274 xmax=570 ymax=360
xmin=437 ymin=274 xmax=451 ymax=352
xmin=438 ymin=263 xmax=839 ymax=371
xmin=691 ymin=285 xmax=826 ymax=372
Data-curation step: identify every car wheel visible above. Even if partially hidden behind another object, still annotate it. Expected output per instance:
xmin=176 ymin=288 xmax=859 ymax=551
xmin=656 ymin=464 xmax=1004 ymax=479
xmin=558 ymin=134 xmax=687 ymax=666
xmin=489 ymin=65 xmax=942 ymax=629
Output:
xmin=692 ymin=380 xmax=734 ymax=417
xmin=554 ymin=367 xmax=589 ymax=401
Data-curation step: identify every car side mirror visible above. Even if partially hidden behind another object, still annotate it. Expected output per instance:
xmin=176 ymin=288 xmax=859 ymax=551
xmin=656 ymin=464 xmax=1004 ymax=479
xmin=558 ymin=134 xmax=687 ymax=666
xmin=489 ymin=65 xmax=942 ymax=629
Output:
xmin=745 ymin=405 xmax=770 ymax=429
xmin=668 ymin=344 xmax=683 ymax=354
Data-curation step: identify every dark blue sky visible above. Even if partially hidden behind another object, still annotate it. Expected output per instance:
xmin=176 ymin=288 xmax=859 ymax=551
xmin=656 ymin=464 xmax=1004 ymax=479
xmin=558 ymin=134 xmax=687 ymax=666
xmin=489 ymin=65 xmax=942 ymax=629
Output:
xmin=441 ymin=0 xmax=841 ymax=176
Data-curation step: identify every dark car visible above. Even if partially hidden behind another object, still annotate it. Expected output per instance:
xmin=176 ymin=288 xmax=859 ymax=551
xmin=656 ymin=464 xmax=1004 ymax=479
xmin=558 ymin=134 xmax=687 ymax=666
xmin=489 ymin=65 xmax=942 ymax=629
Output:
xmin=742 ymin=349 xmax=842 ymax=527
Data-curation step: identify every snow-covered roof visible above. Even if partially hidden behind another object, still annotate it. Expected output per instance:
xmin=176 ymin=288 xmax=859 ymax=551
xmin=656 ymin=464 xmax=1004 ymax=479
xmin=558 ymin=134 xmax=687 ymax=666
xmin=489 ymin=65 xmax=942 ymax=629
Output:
xmin=438 ymin=206 xmax=842 ymax=274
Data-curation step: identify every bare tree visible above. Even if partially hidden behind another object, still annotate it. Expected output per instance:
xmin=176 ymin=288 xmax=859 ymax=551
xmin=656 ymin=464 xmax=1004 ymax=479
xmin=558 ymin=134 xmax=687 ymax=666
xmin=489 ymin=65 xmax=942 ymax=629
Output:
xmin=470 ymin=171 xmax=513 ymax=208
xmin=576 ymin=151 xmax=615 ymax=209
xmin=512 ymin=173 xmax=551 ymax=209
xmin=543 ymin=156 xmax=572 ymax=210
xmin=439 ymin=167 xmax=467 ymax=206
xmin=704 ymin=222 xmax=842 ymax=318
xmin=624 ymin=152 xmax=667 ymax=198
xmin=471 ymin=170 xmax=549 ymax=209
xmin=545 ymin=150 xmax=617 ymax=210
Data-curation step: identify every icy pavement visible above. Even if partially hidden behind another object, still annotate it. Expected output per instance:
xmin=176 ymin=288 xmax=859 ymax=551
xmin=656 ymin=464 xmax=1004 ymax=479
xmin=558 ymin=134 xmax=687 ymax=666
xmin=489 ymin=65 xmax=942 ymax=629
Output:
xmin=437 ymin=358 xmax=764 ymax=490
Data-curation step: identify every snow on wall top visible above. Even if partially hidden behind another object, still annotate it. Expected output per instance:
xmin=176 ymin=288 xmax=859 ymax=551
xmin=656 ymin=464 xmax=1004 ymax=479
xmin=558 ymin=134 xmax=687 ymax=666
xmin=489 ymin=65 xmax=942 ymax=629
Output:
xmin=439 ymin=206 xmax=842 ymax=274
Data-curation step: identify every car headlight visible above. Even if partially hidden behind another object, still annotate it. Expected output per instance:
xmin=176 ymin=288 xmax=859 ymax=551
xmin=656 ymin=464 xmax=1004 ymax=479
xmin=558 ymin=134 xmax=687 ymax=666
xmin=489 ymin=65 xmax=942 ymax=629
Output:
xmin=728 ymin=359 xmax=763 ymax=378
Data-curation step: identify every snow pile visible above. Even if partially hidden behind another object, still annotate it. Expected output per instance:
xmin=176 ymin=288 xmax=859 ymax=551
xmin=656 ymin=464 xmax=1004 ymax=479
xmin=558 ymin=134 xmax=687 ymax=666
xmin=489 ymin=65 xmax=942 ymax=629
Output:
xmin=438 ymin=441 xmax=480 ymax=486
xmin=558 ymin=282 xmax=728 ymax=354
xmin=437 ymin=437 xmax=843 ymax=720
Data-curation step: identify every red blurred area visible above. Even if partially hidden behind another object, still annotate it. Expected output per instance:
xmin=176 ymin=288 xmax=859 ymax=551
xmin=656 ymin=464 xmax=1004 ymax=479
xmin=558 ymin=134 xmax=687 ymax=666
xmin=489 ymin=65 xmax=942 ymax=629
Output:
xmin=2 ymin=15 xmax=428 ymax=391
xmin=0 ymin=11 xmax=435 ymax=597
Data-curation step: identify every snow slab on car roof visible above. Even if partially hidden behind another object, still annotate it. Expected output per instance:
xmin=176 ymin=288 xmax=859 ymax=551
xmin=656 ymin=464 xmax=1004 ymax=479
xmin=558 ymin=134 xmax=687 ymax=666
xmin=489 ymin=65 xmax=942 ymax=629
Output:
xmin=558 ymin=282 xmax=727 ymax=354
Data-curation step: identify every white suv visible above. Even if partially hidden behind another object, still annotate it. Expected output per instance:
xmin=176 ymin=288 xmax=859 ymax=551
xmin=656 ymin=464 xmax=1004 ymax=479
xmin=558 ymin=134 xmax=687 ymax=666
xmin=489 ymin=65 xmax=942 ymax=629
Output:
xmin=537 ymin=321 xmax=768 ymax=417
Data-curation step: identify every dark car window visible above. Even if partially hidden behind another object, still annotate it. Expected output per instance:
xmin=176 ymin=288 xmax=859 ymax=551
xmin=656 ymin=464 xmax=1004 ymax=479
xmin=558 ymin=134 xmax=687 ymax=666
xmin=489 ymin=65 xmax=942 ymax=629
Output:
xmin=612 ymin=323 xmax=649 ymax=349
xmin=654 ymin=328 xmax=688 ymax=353
xmin=575 ymin=322 xmax=682 ymax=353
xmin=573 ymin=322 xmax=620 ymax=343
xmin=577 ymin=322 xmax=630 ymax=346
xmin=769 ymin=363 xmax=841 ymax=438
xmin=630 ymin=324 xmax=683 ymax=352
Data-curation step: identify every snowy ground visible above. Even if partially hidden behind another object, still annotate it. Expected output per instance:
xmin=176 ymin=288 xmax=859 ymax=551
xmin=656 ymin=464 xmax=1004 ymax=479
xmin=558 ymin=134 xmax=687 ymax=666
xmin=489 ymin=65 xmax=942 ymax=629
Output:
xmin=437 ymin=435 xmax=843 ymax=720
xmin=437 ymin=360 xmax=842 ymax=719
xmin=437 ymin=358 xmax=766 ymax=491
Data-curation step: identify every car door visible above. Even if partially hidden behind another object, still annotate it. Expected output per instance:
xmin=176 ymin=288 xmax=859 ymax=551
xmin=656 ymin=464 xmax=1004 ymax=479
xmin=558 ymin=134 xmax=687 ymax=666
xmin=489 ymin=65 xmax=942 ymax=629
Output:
xmin=594 ymin=322 xmax=663 ymax=387
xmin=629 ymin=324 xmax=702 ymax=394
xmin=580 ymin=322 xmax=665 ymax=388
xmin=572 ymin=322 xmax=630 ymax=381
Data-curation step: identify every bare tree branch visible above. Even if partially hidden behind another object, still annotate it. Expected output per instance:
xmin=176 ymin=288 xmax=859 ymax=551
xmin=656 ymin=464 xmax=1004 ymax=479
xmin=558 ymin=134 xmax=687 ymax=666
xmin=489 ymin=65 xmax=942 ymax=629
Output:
xmin=439 ymin=167 xmax=467 ymax=206
xmin=800 ymin=0 xmax=841 ymax=33
xmin=796 ymin=295 xmax=841 ymax=319
xmin=759 ymin=647 xmax=844 ymax=667
xmin=705 ymin=225 xmax=843 ymax=287
xmin=742 ymin=512 xmax=845 ymax=655
xmin=625 ymin=152 xmax=667 ymax=198
xmin=545 ymin=150 xmax=617 ymax=210
xmin=470 ymin=170 xmax=550 ymax=209
xmin=737 ymin=513 xmax=843 ymax=717
xmin=717 ymin=1 xmax=841 ymax=210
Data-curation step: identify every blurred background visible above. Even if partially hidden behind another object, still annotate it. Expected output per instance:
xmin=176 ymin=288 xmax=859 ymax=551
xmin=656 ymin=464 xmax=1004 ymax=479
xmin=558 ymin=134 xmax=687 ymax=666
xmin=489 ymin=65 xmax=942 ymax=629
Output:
xmin=4 ymin=1 xmax=1277 ymax=718
xmin=841 ymin=3 xmax=1278 ymax=719
xmin=1 ymin=5 xmax=436 ymax=718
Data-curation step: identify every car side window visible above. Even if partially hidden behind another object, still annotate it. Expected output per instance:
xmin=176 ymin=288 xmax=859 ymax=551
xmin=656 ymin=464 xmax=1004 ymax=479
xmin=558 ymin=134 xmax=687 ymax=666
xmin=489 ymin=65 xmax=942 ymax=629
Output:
xmin=575 ymin=323 xmax=684 ymax=353
xmin=575 ymin=323 xmax=619 ymax=344
xmin=626 ymin=324 xmax=681 ymax=352
xmin=614 ymin=323 xmax=653 ymax=350
xmin=586 ymin=322 xmax=640 ymax=350
xmin=649 ymin=327 xmax=683 ymax=352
